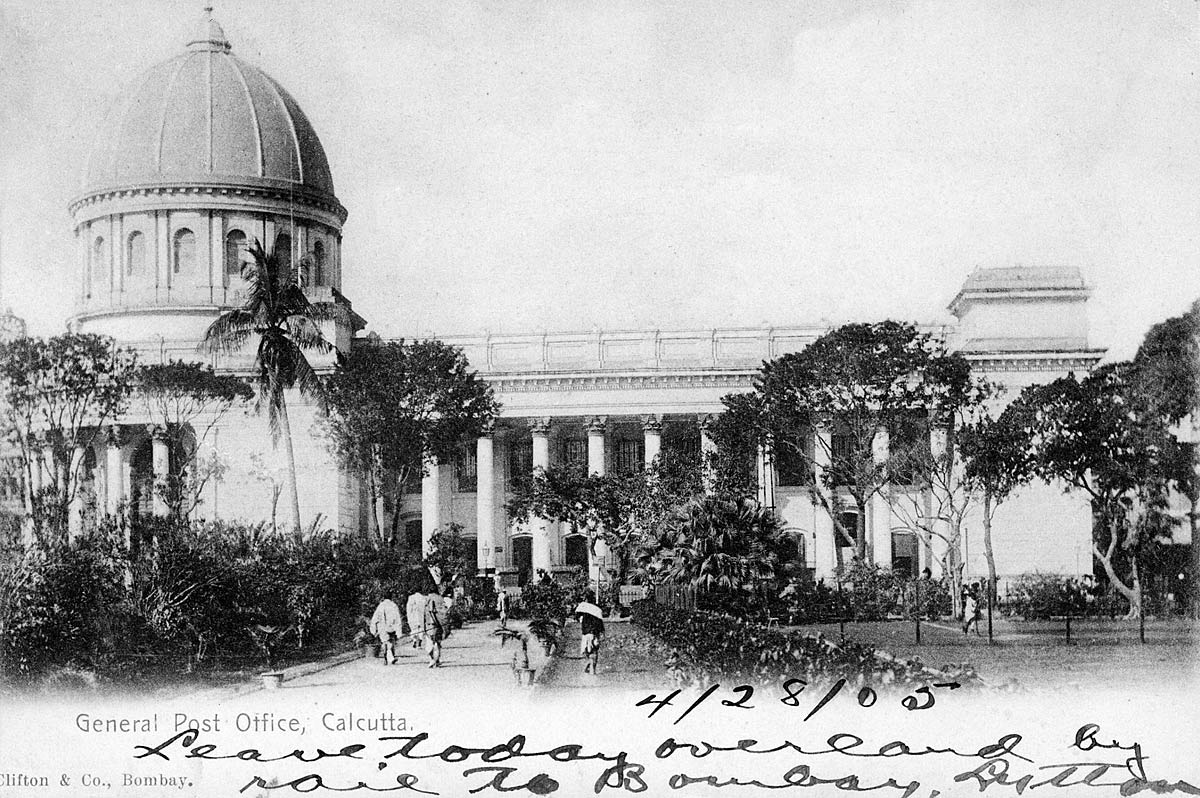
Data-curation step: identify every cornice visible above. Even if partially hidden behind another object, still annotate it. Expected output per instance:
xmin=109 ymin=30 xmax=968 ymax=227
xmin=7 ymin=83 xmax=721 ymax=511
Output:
xmin=69 ymin=180 xmax=348 ymax=225
xmin=483 ymin=370 xmax=756 ymax=393
xmin=963 ymin=349 xmax=1105 ymax=373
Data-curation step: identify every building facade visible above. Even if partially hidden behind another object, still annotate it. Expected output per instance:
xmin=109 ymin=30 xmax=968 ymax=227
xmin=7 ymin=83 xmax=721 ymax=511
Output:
xmin=61 ymin=12 xmax=1103 ymax=589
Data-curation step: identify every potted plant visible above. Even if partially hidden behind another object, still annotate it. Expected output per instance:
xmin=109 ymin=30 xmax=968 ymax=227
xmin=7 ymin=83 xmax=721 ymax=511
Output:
xmin=247 ymin=624 xmax=293 ymax=689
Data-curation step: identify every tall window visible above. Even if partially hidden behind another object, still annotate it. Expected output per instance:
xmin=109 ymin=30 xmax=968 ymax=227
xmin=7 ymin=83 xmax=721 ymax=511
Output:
xmin=559 ymin=438 xmax=587 ymax=471
xmin=830 ymin=432 xmax=855 ymax=487
xmin=312 ymin=239 xmax=325 ymax=286
xmin=507 ymin=441 xmax=533 ymax=490
xmin=455 ymin=445 xmax=478 ymax=493
xmin=775 ymin=436 xmax=811 ymax=487
xmin=613 ymin=438 xmax=644 ymax=475
xmin=90 ymin=236 xmax=105 ymax=296
xmin=126 ymin=231 xmax=145 ymax=277
xmin=173 ymin=228 xmax=195 ymax=275
xmin=224 ymin=230 xmax=246 ymax=285
xmin=274 ymin=233 xmax=292 ymax=273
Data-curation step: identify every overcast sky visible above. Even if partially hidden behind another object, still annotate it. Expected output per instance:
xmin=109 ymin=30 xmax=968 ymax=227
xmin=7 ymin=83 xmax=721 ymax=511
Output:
xmin=1 ymin=0 xmax=1198 ymax=359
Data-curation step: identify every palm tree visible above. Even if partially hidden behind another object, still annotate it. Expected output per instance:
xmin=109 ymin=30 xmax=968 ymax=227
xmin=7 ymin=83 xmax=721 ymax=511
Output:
xmin=201 ymin=240 xmax=337 ymax=537
xmin=660 ymin=495 xmax=787 ymax=594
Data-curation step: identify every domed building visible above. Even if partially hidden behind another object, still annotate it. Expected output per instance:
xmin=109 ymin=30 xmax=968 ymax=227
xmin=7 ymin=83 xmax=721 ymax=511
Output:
xmin=64 ymin=9 xmax=363 ymax=536
xmin=70 ymin=8 xmax=354 ymax=350
xmin=53 ymin=10 xmax=1107 ymax=593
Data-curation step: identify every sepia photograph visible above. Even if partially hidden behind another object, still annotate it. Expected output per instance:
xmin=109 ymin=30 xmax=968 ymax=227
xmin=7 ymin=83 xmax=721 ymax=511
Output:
xmin=0 ymin=1 xmax=1197 ymax=795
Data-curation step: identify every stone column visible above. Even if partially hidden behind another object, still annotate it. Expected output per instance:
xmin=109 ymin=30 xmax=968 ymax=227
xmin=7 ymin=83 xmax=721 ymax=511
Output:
xmin=756 ymin=442 xmax=776 ymax=509
xmin=642 ymin=414 xmax=662 ymax=468
xmin=698 ymin=414 xmax=717 ymax=493
xmin=476 ymin=429 xmax=495 ymax=574
xmin=105 ymin=427 xmax=124 ymax=517
xmin=587 ymin=416 xmax=607 ymax=476
xmin=928 ymin=424 xmax=952 ymax=578
xmin=421 ymin=456 xmax=441 ymax=555
xmin=68 ymin=443 xmax=86 ymax=540
xmin=871 ymin=425 xmax=892 ymax=568
xmin=151 ymin=426 xmax=170 ymax=517
xmin=586 ymin=417 xmax=609 ymax=585
xmin=813 ymin=422 xmax=839 ymax=578
xmin=530 ymin=418 xmax=553 ymax=576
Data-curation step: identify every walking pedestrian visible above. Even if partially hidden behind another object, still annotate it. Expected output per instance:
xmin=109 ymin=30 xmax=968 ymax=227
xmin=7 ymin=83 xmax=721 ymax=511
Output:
xmin=370 ymin=590 xmax=403 ymax=665
xmin=496 ymin=588 xmax=509 ymax=628
xmin=575 ymin=590 xmax=605 ymax=674
xmin=962 ymin=586 xmax=982 ymax=636
xmin=423 ymin=585 xmax=448 ymax=668
xmin=406 ymin=587 xmax=425 ymax=650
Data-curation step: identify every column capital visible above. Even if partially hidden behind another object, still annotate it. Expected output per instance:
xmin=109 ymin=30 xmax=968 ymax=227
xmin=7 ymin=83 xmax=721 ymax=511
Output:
xmin=586 ymin=416 xmax=607 ymax=436
xmin=478 ymin=419 xmax=496 ymax=438
xmin=529 ymin=417 xmax=552 ymax=437
xmin=148 ymin=424 xmax=169 ymax=442
xmin=697 ymin=412 xmax=716 ymax=430
xmin=640 ymin=414 xmax=663 ymax=434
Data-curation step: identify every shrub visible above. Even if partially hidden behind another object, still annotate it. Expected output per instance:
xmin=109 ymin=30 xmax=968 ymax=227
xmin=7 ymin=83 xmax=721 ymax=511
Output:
xmin=1005 ymin=573 xmax=1091 ymax=620
xmin=632 ymin=599 xmax=979 ymax=689
xmin=0 ymin=537 xmax=127 ymax=681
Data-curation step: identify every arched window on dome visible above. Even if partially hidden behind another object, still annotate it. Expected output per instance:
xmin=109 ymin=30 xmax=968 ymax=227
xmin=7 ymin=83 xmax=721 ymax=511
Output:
xmin=90 ymin=236 xmax=106 ymax=298
xmin=173 ymin=229 xmax=196 ymax=275
xmin=312 ymin=240 xmax=325 ymax=287
xmin=274 ymin=233 xmax=292 ymax=276
xmin=224 ymin=230 xmax=246 ymax=286
xmin=126 ymin=232 xmax=145 ymax=278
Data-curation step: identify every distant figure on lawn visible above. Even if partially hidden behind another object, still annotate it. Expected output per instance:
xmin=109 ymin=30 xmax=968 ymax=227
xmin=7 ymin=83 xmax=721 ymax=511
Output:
xmin=370 ymin=591 xmax=403 ymax=665
xmin=406 ymin=588 xmax=425 ymax=650
xmin=575 ymin=590 xmax=605 ymax=674
xmin=962 ymin=585 xmax=982 ymax=636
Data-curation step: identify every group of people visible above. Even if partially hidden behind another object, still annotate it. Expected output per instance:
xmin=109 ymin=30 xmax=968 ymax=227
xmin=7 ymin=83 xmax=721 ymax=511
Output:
xmin=369 ymin=584 xmax=452 ymax=668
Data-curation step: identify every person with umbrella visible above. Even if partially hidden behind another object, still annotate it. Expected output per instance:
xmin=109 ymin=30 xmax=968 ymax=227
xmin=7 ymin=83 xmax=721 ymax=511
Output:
xmin=575 ymin=590 xmax=605 ymax=675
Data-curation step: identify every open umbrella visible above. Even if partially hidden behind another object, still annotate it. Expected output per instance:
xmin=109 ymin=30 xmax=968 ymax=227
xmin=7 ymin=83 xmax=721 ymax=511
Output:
xmin=574 ymin=601 xmax=603 ymax=619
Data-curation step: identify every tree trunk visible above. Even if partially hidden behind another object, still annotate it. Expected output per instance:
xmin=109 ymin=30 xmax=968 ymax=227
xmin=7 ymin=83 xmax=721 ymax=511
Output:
xmin=854 ymin=500 xmax=867 ymax=560
xmin=367 ymin=465 xmax=384 ymax=545
xmin=982 ymin=492 xmax=998 ymax=604
xmin=277 ymin=396 xmax=303 ymax=540
xmin=947 ymin=517 xmax=964 ymax=618
xmin=1093 ymin=537 xmax=1141 ymax=619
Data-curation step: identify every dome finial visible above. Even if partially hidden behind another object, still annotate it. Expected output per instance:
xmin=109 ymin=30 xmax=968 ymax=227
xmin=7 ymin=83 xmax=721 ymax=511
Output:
xmin=188 ymin=5 xmax=230 ymax=52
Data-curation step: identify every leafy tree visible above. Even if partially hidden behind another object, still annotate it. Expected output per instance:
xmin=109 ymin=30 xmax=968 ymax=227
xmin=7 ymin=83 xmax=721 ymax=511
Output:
xmin=1012 ymin=364 xmax=1179 ymax=617
xmin=957 ymin=406 xmax=1036 ymax=600
xmin=506 ymin=451 xmax=705 ymax=583
xmin=0 ymin=334 xmax=138 ymax=541
xmin=703 ymin=395 xmax=760 ymax=499
xmin=1130 ymin=301 xmax=1199 ymax=546
xmin=322 ymin=339 xmax=499 ymax=544
xmin=201 ymin=240 xmax=339 ymax=538
xmin=731 ymin=321 xmax=975 ymax=564
xmin=425 ymin=523 xmax=475 ymax=586
xmin=134 ymin=361 xmax=253 ymax=520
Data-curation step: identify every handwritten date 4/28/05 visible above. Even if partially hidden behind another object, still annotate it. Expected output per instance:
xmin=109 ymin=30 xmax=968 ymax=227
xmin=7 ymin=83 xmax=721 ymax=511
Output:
xmin=636 ymin=679 xmax=962 ymax=724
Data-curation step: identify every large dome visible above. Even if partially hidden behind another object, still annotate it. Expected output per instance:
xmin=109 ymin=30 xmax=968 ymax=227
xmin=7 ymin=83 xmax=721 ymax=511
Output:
xmin=83 ymin=11 xmax=336 ymax=200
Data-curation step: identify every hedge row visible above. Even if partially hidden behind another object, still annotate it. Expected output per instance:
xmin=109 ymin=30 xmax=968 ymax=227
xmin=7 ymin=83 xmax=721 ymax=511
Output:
xmin=0 ymin=520 xmax=460 ymax=684
xmin=631 ymin=599 xmax=980 ymax=689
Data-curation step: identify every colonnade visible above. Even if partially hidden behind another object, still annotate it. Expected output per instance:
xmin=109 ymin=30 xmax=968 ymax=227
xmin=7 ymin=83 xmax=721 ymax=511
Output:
xmin=25 ymin=425 xmax=175 ymax=540
xmin=419 ymin=414 xmax=718 ymax=578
